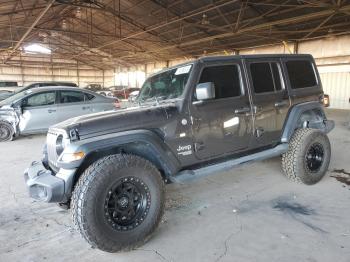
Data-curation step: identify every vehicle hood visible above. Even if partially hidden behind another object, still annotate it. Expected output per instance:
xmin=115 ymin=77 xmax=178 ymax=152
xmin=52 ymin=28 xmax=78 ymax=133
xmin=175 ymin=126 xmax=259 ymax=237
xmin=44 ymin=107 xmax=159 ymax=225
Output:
xmin=53 ymin=102 xmax=180 ymax=139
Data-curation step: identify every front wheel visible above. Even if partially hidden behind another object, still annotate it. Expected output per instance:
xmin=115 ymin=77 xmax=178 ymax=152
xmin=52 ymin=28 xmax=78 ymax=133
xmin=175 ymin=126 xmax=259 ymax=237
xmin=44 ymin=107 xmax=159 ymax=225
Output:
xmin=0 ymin=121 xmax=14 ymax=142
xmin=71 ymin=154 xmax=165 ymax=252
xmin=282 ymin=128 xmax=331 ymax=185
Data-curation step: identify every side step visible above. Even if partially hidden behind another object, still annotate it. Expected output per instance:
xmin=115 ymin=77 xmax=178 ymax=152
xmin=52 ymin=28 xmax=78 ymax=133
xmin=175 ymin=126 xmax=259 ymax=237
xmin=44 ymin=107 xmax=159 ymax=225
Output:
xmin=170 ymin=143 xmax=288 ymax=183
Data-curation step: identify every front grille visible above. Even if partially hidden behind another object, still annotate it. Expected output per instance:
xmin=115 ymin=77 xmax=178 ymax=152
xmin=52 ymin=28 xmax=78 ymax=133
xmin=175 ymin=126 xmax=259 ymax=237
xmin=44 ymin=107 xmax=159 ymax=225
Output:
xmin=47 ymin=129 xmax=62 ymax=173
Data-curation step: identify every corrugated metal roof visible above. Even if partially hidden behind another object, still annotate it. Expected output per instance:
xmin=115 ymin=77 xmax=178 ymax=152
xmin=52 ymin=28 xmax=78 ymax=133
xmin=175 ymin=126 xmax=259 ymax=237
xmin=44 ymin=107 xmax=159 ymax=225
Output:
xmin=0 ymin=0 xmax=350 ymax=68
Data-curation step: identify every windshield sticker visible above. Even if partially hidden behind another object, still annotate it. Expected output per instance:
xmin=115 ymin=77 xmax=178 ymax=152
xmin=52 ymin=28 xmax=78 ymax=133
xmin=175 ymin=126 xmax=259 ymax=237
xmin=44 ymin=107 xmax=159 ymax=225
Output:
xmin=175 ymin=65 xmax=191 ymax=75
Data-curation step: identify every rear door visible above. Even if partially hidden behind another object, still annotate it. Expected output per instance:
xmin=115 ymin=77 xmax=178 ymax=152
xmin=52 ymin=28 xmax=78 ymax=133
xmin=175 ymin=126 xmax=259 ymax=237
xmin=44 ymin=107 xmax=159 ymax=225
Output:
xmin=19 ymin=91 xmax=58 ymax=133
xmin=283 ymin=58 xmax=321 ymax=104
xmin=245 ymin=58 xmax=290 ymax=148
xmin=89 ymin=96 xmax=116 ymax=112
xmin=190 ymin=60 xmax=254 ymax=160
xmin=56 ymin=90 xmax=91 ymax=122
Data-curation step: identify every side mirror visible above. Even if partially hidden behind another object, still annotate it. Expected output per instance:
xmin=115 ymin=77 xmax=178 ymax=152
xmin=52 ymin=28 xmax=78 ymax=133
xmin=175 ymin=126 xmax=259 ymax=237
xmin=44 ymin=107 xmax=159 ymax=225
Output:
xmin=13 ymin=103 xmax=23 ymax=114
xmin=195 ymin=82 xmax=215 ymax=102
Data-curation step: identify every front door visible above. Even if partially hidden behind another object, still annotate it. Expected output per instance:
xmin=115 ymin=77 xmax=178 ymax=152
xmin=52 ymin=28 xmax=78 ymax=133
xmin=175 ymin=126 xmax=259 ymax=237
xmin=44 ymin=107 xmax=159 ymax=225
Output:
xmin=245 ymin=59 xmax=290 ymax=148
xmin=19 ymin=91 xmax=58 ymax=133
xmin=190 ymin=61 xmax=254 ymax=160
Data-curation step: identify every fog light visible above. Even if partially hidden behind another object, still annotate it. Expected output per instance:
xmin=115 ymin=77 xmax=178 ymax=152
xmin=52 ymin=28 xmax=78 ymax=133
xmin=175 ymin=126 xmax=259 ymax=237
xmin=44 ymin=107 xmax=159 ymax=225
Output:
xmin=61 ymin=151 xmax=85 ymax=163
xmin=30 ymin=185 xmax=47 ymax=200
xmin=37 ymin=186 xmax=47 ymax=199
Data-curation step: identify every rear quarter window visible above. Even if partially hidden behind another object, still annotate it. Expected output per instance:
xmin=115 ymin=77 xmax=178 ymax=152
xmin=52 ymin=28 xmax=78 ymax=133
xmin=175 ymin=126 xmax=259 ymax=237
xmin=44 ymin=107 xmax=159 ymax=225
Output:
xmin=286 ymin=60 xmax=318 ymax=89
xmin=85 ymin=93 xmax=95 ymax=100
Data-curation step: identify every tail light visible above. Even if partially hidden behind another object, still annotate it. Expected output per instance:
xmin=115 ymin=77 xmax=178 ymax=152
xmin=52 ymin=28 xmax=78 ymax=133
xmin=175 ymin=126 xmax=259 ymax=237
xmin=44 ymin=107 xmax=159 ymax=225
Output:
xmin=320 ymin=94 xmax=330 ymax=107
xmin=114 ymin=99 xmax=121 ymax=109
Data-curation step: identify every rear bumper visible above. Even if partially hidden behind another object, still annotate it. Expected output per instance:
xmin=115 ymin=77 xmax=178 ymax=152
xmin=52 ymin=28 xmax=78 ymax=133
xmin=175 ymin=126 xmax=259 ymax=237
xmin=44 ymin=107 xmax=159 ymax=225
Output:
xmin=24 ymin=161 xmax=76 ymax=203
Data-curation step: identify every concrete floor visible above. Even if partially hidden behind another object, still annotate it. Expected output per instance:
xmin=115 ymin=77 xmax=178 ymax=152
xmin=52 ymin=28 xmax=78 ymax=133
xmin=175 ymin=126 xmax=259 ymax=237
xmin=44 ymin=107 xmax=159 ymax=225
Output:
xmin=0 ymin=109 xmax=349 ymax=262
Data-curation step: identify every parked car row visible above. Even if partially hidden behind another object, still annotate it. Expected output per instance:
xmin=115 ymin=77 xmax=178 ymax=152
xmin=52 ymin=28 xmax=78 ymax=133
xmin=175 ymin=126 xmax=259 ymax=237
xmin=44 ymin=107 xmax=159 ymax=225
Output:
xmin=109 ymin=86 xmax=139 ymax=99
xmin=1 ymin=81 xmax=141 ymax=101
xmin=0 ymin=81 xmax=78 ymax=101
xmin=0 ymin=86 xmax=119 ymax=141
xmin=83 ymin=84 xmax=140 ymax=100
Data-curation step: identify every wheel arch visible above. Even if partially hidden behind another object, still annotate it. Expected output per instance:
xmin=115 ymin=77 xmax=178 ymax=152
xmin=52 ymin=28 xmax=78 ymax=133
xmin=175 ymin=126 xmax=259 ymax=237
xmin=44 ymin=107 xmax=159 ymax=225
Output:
xmin=281 ymin=101 xmax=334 ymax=143
xmin=62 ymin=130 xmax=181 ymax=187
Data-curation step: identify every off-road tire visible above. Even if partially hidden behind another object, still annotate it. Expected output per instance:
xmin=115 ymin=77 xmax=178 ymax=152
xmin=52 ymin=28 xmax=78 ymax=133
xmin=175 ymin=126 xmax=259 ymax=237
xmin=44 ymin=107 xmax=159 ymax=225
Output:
xmin=282 ymin=128 xmax=331 ymax=185
xmin=0 ymin=121 xmax=14 ymax=142
xmin=71 ymin=154 xmax=165 ymax=252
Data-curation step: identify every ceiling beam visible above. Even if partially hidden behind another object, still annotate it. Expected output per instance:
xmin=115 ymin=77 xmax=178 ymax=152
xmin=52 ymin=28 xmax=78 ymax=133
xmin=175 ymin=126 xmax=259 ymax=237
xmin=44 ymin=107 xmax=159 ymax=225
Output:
xmin=121 ymin=4 xmax=350 ymax=60
xmin=67 ymin=0 xmax=239 ymax=59
xmin=2 ymin=0 xmax=56 ymax=64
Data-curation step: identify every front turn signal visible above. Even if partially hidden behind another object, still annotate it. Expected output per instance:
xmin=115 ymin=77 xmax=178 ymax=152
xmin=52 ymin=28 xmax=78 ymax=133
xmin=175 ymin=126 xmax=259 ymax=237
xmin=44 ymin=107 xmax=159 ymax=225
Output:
xmin=61 ymin=151 xmax=85 ymax=163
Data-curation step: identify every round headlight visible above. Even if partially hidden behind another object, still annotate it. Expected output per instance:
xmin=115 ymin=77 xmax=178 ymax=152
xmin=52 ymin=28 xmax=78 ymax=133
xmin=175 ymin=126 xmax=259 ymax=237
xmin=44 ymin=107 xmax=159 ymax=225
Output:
xmin=56 ymin=135 xmax=65 ymax=156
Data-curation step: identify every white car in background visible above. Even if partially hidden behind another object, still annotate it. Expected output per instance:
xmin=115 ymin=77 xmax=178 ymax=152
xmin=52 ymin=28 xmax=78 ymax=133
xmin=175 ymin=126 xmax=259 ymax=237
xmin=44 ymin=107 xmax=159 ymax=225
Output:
xmin=0 ymin=87 xmax=119 ymax=141
xmin=128 ymin=90 xmax=140 ymax=102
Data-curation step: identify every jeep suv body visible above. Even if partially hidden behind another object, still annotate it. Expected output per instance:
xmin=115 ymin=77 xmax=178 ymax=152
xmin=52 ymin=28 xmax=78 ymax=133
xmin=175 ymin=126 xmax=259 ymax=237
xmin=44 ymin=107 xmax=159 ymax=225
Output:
xmin=24 ymin=54 xmax=334 ymax=252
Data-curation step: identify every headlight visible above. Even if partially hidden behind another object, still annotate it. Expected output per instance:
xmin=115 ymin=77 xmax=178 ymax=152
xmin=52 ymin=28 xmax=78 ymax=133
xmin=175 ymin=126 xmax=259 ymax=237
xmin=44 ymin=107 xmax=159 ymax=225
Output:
xmin=56 ymin=134 xmax=70 ymax=156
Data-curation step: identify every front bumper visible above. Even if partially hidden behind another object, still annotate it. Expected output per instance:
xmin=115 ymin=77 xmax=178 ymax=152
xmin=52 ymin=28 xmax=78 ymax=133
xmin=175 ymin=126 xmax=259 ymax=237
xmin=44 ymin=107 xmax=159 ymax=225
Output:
xmin=24 ymin=161 xmax=76 ymax=203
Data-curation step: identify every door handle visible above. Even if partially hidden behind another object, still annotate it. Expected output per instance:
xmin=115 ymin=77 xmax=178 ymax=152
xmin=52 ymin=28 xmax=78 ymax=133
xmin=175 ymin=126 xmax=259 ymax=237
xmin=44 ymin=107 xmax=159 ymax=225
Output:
xmin=82 ymin=106 xmax=90 ymax=110
xmin=275 ymin=101 xmax=288 ymax=108
xmin=234 ymin=107 xmax=250 ymax=114
xmin=48 ymin=109 xmax=56 ymax=113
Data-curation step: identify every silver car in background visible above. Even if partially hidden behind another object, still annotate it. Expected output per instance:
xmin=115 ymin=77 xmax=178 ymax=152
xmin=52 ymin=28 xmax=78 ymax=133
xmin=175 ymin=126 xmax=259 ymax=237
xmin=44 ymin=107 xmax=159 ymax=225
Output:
xmin=0 ymin=87 xmax=119 ymax=141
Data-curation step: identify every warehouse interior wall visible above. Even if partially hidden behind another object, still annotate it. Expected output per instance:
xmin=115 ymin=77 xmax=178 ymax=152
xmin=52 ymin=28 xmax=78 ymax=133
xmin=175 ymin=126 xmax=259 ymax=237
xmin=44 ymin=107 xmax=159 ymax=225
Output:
xmin=0 ymin=56 xmax=115 ymax=88
xmin=1 ymin=35 xmax=349 ymax=109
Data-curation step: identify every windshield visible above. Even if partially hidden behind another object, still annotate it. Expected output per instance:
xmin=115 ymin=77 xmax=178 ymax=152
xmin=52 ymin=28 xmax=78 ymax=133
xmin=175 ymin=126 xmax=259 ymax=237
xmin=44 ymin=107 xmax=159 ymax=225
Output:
xmin=0 ymin=90 xmax=31 ymax=107
xmin=137 ymin=64 xmax=192 ymax=103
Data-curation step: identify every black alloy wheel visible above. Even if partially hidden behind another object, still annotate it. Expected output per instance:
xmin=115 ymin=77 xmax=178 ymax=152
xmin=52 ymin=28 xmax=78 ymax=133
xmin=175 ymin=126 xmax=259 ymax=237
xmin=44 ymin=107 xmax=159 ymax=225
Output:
xmin=305 ymin=142 xmax=324 ymax=172
xmin=104 ymin=176 xmax=151 ymax=231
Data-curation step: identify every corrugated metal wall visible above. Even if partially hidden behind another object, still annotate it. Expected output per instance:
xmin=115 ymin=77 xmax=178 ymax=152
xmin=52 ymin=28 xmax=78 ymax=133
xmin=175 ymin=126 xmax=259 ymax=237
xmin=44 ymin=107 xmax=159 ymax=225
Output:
xmin=320 ymin=71 xmax=350 ymax=109
xmin=0 ymin=64 xmax=114 ymax=88
xmin=1 ymin=36 xmax=350 ymax=106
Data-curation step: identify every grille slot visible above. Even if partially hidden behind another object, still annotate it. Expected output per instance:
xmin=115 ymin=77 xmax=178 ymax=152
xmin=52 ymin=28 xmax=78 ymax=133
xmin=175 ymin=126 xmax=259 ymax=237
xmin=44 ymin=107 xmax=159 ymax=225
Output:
xmin=47 ymin=130 xmax=61 ymax=172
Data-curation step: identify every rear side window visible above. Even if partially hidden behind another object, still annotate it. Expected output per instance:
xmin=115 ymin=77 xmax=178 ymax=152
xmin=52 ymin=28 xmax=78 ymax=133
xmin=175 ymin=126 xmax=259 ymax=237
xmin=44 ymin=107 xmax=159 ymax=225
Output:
xmin=85 ymin=93 xmax=95 ymax=100
xmin=198 ymin=65 xmax=241 ymax=99
xmin=250 ymin=62 xmax=283 ymax=94
xmin=286 ymin=60 xmax=317 ymax=89
xmin=60 ymin=91 xmax=85 ymax=103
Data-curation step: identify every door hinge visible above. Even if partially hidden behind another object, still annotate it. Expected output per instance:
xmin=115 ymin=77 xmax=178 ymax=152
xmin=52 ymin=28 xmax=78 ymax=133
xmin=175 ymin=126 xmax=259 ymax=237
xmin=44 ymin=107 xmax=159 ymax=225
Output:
xmin=194 ymin=142 xmax=205 ymax=151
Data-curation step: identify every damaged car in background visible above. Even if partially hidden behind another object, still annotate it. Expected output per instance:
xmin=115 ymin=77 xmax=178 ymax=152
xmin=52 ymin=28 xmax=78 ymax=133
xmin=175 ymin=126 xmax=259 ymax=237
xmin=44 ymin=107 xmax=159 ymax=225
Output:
xmin=0 ymin=87 xmax=119 ymax=142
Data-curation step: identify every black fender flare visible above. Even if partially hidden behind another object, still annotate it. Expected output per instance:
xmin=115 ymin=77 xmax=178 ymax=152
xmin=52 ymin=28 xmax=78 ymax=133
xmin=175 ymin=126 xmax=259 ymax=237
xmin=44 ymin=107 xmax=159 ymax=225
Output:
xmin=58 ymin=129 xmax=181 ymax=178
xmin=281 ymin=101 xmax=334 ymax=143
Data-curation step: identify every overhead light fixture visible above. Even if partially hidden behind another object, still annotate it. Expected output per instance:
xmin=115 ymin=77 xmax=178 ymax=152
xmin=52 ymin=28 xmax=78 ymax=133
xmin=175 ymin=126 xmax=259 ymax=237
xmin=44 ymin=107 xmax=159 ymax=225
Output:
xmin=201 ymin=13 xmax=210 ymax=25
xmin=61 ymin=19 xmax=68 ymax=30
xmin=76 ymin=7 xmax=82 ymax=18
xmin=24 ymin=43 xmax=51 ymax=54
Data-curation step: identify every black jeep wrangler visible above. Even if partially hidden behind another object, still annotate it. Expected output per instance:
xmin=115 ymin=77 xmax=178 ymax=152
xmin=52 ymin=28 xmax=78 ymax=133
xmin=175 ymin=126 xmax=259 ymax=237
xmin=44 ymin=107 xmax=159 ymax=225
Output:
xmin=24 ymin=54 xmax=334 ymax=252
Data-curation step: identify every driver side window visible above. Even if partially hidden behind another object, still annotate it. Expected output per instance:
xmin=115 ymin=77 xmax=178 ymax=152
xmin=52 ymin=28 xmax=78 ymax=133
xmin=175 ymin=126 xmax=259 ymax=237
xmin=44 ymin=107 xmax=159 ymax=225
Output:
xmin=198 ymin=64 xmax=242 ymax=99
xmin=22 ymin=92 xmax=56 ymax=107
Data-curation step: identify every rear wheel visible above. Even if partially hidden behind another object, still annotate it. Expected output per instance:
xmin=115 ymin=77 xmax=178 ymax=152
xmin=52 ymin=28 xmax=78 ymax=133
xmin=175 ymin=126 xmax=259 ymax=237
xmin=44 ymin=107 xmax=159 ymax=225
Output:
xmin=282 ymin=128 xmax=331 ymax=185
xmin=71 ymin=154 xmax=165 ymax=252
xmin=0 ymin=121 xmax=14 ymax=142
